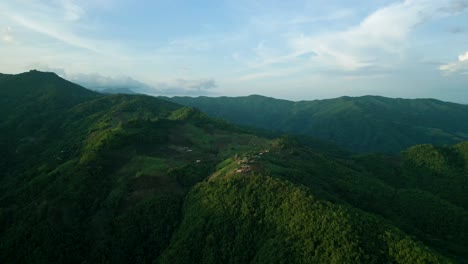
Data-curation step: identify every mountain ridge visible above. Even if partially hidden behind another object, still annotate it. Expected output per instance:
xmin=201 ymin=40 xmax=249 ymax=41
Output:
xmin=166 ymin=94 xmax=468 ymax=153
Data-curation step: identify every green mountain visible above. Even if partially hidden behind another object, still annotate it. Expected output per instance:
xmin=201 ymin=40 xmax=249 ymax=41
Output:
xmin=1 ymin=71 xmax=467 ymax=263
xmin=166 ymin=95 xmax=468 ymax=153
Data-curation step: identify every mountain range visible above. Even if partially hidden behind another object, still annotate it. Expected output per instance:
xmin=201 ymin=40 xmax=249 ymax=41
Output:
xmin=166 ymin=95 xmax=468 ymax=153
xmin=0 ymin=71 xmax=467 ymax=263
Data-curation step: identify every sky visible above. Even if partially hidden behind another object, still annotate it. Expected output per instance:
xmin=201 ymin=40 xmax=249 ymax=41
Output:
xmin=0 ymin=0 xmax=467 ymax=102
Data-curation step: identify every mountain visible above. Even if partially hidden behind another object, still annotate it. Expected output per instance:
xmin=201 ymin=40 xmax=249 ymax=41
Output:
xmin=96 ymin=87 xmax=137 ymax=95
xmin=1 ymin=71 xmax=467 ymax=263
xmin=166 ymin=95 xmax=468 ymax=153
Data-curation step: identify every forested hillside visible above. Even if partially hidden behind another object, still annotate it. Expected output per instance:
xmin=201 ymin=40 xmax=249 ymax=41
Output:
xmin=167 ymin=95 xmax=468 ymax=153
xmin=0 ymin=71 xmax=467 ymax=263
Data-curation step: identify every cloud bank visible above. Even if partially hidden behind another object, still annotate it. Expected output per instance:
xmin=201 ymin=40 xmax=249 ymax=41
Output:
xmin=31 ymin=65 xmax=218 ymax=96
xmin=155 ymin=79 xmax=217 ymax=96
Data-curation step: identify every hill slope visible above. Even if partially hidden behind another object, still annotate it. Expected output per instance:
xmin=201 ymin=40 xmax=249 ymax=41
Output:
xmin=166 ymin=95 xmax=468 ymax=153
xmin=0 ymin=72 xmax=466 ymax=263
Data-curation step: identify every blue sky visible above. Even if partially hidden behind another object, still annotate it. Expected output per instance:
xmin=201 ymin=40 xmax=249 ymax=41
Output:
xmin=0 ymin=0 xmax=467 ymax=102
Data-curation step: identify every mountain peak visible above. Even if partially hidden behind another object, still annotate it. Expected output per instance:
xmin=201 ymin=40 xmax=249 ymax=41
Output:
xmin=0 ymin=70 xmax=99 ymax=111
xmin=21 ymin=69 xmax=60 ymax=78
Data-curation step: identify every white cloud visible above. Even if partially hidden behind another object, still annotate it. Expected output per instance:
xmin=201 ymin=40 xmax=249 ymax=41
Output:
xmin=1 ymin=26 xmax=14 ymax=43
xmin=234 ymin=0 xmax=468 ymax=80
xmin=439 ymin=63 xmax=457 ymax=72
xmin=71 ymin=73 xmax=152 ymax=91
xmin=27 ymin=64 xmax=154 ymax=92
xmin=155 ymin=79 xmax=218 ymax=96
xmin=440 ymin=50 xmax=468 ymax=74
xmin=75 ymin=74 xmax=218 ymax=96
xmin=459 ymin=51 xmax=468 ymax=62
xmin=29 ymin=64 xmax=218 ymax=96
xmin=288 ymin=0 xmax=468 ymax=71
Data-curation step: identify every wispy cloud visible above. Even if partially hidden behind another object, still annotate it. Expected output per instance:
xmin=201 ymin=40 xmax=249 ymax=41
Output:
xmin=61 ymin=0 xmax=84 ymax=21
xmin=0 ymin=0 xmax=110 ymax=52
xmin=285 ymin=10 xmax=354 ymax=26
xmin=288 ymin=0 xmax=468 ymax=71
xmin=10 ymin=14 xmax=99 ymax=52
xmin=231 ymin=0 xmax=468 ymax=82
xmin=249 ymin=8 xmax=354 ymax=31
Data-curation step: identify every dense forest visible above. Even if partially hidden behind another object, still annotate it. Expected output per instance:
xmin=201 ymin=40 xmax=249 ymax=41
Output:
xmin=0 ymin=71 xmax=467 ymax=263
xmin=166 ymin=95 xmax=468 ymax=153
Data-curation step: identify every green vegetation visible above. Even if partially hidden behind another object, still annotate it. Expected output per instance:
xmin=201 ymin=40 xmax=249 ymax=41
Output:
xmin=0 ymin=71 xmax=467 ymax=263
xmin=166 ymin=95 xmax=468 ymax=153
xmin=162 ymin=174 xmax=446 ymax=263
